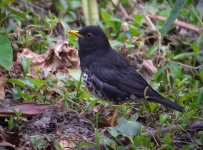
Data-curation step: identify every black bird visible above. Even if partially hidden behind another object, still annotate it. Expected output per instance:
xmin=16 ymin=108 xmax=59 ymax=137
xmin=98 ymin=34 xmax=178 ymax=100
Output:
xmin=68 ymin=26 xmax=183 ymax=112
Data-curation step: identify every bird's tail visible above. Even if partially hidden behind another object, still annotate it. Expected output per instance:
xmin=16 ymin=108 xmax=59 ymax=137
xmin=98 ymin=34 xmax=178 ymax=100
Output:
xmin=147 ymin=87 xmax=183 ymax=112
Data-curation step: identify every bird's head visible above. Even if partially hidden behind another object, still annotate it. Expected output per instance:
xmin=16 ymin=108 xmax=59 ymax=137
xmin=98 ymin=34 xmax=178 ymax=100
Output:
xmin=68 ymin=26 xmax=110 ymax=51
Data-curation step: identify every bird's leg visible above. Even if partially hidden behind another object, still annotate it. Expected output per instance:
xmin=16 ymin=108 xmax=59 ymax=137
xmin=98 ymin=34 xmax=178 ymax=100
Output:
xmin=111 ymin=107 xmax=119 ymax=126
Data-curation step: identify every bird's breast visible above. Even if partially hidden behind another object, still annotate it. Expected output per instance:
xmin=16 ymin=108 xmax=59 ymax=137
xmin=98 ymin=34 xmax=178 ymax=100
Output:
xmin=83 ymin=69 xmax=106 ymax=99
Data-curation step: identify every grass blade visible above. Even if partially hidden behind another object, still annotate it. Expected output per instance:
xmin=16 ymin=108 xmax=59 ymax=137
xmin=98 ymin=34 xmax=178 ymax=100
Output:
xmin=161 ymin=0 xmax=187 ymax=38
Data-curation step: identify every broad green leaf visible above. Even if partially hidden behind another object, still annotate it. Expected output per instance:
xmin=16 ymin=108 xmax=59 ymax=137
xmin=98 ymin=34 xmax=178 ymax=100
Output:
xmin=117 ymin=118 xmax=142 ymax=142
xmin=86 ymin=99 xmax=100 ymax=110
xmin=18 ymin=78 xmax=35 ymax=88
xmin=160 ymin=0 xmax=187 ymax=37
xmin=21 ymin=56 xmax=32 ymax=74
xmin=0 ymin=34 xmax=13 ymax=69
xmin=8 ymin=79 xmax=27 ymax=87
xmin=108 ymin=118 xmax=142 ymax=142
xmin=100 ymin=9 xmax=111 ymax=24
xmin=108 ymin=126 xmax=121 ymax=138
xmin=21 ymin=93 xmax=33 ymax=101
xmin=56 ymin=73 xmax=67 ymax=81
xmin=194 ymin=87 xmax=203 ymax=106
xmin=149 ymin=102 xmax=157 ymax=112
xmin=77 ymin=141 xmax=96 ymax=149
xmin=197 ymin=131 xmax=203 ymax=145
xmin=133 ymin=136 xmax=151 ymax=147
xmin=99 ymin=135 xmax=116 ymax=148
xmin=59 ymin=0 xmax=68 ymax=11
xmin=129 ymin=25 xmax=139 ymax=36
xmin=70 ymin=0 xmax=81 ymax=9
xmin=32 ymin=79 xmax=47 ymax=87
xmin=162 ymin=134 xmax=173 ymax=147
xmin=133 ymin=14 xmax=143 ymax=26
xmin=9 ymin=7 xmax=27 ymax=20
xmin=68 ymin=69 xmax=82 ymax=81
xmin=190 ymin=44 xmax=199 ymax=53
xmin=159 ymin=113 xmax=168 ymax=124
xmin=12 ymin=87 xmax=22 ymax=100
xmin=8 ymin=78 xmax=35 ymax=88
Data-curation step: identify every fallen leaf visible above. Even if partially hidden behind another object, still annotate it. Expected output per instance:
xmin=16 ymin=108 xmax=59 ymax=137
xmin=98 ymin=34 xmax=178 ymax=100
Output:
xmin=17 ymin=40 xmax=79 ymax=73
xmin=0 ymin=141 xmax=15 ymax=149
xmin=141 ymin=59 xmax=157 ymax=81
xmin=108 ymin=117 xmax=142 ymax=143
xmin=128 ymin=54 xmax=157 ymax=81
xmin=59 ymin=140 xmax=76 ymax=149
xmin=0 ymin=77 xmax=7 ymax=99
xmin=0 ymin=103 xmax=63 ymax=117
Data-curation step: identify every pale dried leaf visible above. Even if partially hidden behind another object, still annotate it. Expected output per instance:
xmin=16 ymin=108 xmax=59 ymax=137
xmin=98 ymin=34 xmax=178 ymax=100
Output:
xmin=0 ymin=103 xmax=63 ymax=117
xmin=59 ymin=140 xmax=76 ymax=150
xmin=92 ymin=105 xmax=103 ymax=113
xmin=141 ymin=59 xmax=157 ymax=81
xmin=0 ymin=141 xmax=15 ymax=149
xmin=17 ymin=40 xmax=79 ymax=72
xmin=0 ymin=77 xmax=7 ymax=99
xmin=142 ymin=59 xmax=157 ymax=74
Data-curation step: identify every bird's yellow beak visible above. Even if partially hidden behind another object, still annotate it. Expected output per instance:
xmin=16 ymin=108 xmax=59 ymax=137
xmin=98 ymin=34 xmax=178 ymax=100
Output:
xmin=67 ymin=30 xmax=84 ymax=38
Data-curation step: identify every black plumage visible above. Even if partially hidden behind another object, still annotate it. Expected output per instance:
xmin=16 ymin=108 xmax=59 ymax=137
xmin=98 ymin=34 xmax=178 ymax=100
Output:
xmin=68 ymin=26 xmax=183 ymax=112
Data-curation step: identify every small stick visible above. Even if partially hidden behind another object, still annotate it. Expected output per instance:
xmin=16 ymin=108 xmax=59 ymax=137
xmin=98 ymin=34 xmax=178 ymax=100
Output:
xmin=147 ymin=12 xmax=201 ymax=34
xmin=119 ymin=4 xmax=133 ymax=20
xmin=144 ymin=13 xmax=161 ymax=51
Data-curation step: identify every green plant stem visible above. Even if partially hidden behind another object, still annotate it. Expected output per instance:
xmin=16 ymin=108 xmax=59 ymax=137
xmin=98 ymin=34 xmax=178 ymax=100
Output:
xmin=189 ymin=5 xmax=203 ymax=28
xmin=76 ymin=71 xmax=83 ymax=98
xmin=81 ymin=0 xmax=99 ymax=25
xmin=89 ymin=0 xmax=99 ymax=25
xmin=95 ymin=112 xmax=100 ymax=150
xmin=81 ymin=0 xmax=90 ymax=25
xmin=66 ymin=98 xmax=86 ymax=110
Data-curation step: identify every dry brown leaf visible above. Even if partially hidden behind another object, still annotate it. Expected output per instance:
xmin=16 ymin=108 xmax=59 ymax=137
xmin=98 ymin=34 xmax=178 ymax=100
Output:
xmin=128 ymin=54 xmax=157 ymax=81
xmin=141 ymin=59 xmax=157 ymax=81
xmin=59 ymin=140 xmax=76 ymax=150
xmin=0 ymin=77 xmax=7 ymax=100
xmin=143 ymin=59 xmax=157 ymax=74
xmin=0 ymin=141 xmax=15 ymax=149
xmin=17 ymin=40 xmax=79 ymax=72
xmin=0 ymin=103 xmax=63 ymax=117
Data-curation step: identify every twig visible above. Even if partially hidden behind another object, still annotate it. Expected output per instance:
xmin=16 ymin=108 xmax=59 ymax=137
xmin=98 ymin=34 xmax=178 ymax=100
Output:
xmin=118 ymin=4 xmax=133 ymax=21
xmin=152 ymin=133 xmax=160 ymax=147
xmin=144 ymin=13 xmax=161 ymax=51
xmin=143 ymin=121 xmax=203 ymax=137
xmin=66 ymin=98 xmax=86 ymax=110
xmin=168 ymin=60 xmax=203 ymax=70
xmin=147 ymin=12 xmax=201 ymax=34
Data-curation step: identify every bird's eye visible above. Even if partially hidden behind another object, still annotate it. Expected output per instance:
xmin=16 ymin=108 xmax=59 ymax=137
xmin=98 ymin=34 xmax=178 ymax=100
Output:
xmin=87 ymin=33 xmax=93 ymax=38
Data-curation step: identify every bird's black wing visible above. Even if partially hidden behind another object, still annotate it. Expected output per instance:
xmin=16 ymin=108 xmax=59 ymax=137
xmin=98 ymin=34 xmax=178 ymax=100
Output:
xmin=89 ymin=61 xmax=148 ymax=99
xmin=89 ymin=58 xmax=183 ymax=111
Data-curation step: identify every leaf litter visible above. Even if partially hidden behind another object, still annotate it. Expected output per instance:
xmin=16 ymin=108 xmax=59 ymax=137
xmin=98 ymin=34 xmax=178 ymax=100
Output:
xmin=17 ymin=40 xmax=79 ymax=72
xmin=19 ymin=110 xmax=95 ymax=149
